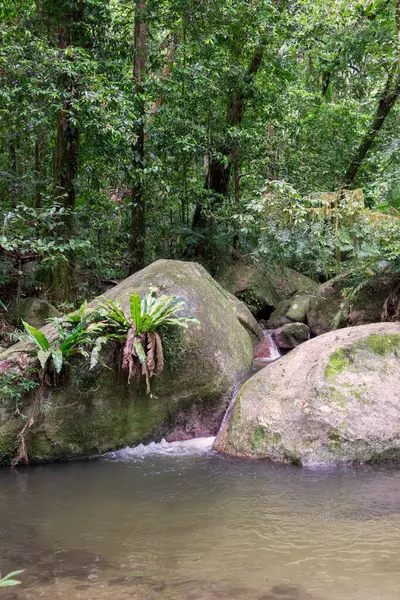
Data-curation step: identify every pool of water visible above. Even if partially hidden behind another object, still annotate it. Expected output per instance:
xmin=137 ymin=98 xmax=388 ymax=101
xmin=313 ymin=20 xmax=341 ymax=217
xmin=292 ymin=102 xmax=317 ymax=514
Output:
xmin=1 ymin=448 xmax=400 ymax=600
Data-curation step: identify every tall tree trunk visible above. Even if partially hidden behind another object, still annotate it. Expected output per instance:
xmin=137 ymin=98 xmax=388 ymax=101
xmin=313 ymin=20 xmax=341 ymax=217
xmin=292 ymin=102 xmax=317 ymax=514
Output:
xmin=130 ymin=0 xmax=148 ymax=274
xmin=34 ymin=137 xmax=46 ymax=209
xmin=47 ymin=0 xmax=85 ymax=301
xmin=232 ymin=92 xmax=241 ymax=258
xmin=148 ymin=34 xmax=177 ymax=121
xmin=9 ymin=141 xmax=17 ymax=209
xmin=54 ymin=102 xmax=79 ymax=237
xmin=343 ymin=69 xmax=400 ymax=187
xmin=53 ymin=23 xmax=79 ymax=239
xmin=343 ymin=0 xmax=400 ymax=187
xmin=192 ymin=36 xmax=268 ymax=232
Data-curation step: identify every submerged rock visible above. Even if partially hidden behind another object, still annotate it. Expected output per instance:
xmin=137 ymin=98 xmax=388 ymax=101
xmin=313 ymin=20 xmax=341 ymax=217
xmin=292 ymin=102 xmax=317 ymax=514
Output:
xmin=214 ymin=323 xmax=400 ymax=466
xmin=0 ymin=260 xmax=260 ymax=465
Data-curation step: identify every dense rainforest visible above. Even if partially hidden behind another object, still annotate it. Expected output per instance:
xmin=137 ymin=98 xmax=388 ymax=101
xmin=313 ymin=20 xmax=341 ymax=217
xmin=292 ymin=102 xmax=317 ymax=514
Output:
xmin=0 ymin=0 xmax=400 ymax=336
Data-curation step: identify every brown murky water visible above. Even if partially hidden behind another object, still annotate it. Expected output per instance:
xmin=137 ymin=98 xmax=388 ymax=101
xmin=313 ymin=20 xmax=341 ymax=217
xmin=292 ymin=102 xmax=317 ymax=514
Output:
xmin=1 ymin=449 xmax=400 ymax=600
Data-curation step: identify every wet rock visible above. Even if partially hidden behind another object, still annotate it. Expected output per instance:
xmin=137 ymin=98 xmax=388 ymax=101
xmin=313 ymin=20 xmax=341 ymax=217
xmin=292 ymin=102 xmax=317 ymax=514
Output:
xmin=273 ymin=323 xmax=310 ymax=350
xmin=260 ymin=583 xmax=321 ymax=599
xmin=307 ymin=272 xmax=400 ymax=336
xmin=254 ymin=334 xmax=275 ymax=359
xmin=266 ymin=299 xmax=293 ymax=329
xmin=0 ymin=260 xmax=260 ymax=465
xmin=215 ymin=322 xmax=400 ymax=466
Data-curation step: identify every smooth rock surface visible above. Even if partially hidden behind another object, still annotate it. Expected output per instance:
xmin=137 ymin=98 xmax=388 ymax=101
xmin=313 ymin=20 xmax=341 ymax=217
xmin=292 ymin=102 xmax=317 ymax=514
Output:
xmin=216 ymin=261 xmax=318 ymax=318
xmin=214 ymin=323 xmax=400 ymax=466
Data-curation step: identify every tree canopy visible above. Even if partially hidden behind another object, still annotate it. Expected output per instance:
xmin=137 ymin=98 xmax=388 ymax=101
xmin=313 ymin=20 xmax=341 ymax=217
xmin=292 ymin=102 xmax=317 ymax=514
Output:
xmin=0 ymin=0 xmax=399 ymax=307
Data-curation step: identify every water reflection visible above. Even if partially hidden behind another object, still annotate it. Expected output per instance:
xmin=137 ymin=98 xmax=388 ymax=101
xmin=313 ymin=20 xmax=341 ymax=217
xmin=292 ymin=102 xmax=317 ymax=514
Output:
xmin=1 ymin=456 xmax=400 ymax=600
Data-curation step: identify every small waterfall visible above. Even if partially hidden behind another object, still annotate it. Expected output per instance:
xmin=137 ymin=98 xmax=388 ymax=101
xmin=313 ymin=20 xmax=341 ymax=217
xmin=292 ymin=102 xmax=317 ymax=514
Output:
xmin=103 ymin=436 xmax=215 ymax=460
xmin=253 ymin=330 xmax=281 ymax=365
xmin=216 ymin=383 xmax=242 ymax=439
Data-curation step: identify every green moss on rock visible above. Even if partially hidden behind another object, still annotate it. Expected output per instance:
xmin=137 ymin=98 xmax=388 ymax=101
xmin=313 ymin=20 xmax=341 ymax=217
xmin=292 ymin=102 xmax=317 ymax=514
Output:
xmin=326 ymin=349 xmax=351 ymax=379
xmin=366 ymin=333 xmax=400 ymax=356
xmin=1 ymin=260 xmax=256 ymax=465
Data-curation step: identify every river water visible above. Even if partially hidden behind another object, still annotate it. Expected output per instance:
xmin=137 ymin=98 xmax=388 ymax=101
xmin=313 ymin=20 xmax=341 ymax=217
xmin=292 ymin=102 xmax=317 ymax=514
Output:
xmin=1 ymin=443 xmax=400 ymax=600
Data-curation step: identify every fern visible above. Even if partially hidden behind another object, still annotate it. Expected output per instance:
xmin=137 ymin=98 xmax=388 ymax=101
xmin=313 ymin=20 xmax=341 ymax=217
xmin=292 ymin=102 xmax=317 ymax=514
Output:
xmin=94 ymin=291 xmax=198 ymax=393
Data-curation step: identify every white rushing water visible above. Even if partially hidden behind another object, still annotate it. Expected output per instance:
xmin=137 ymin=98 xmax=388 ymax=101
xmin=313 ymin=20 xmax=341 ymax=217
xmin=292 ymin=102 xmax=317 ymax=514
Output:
xmin=255 ymin=330 xmax=281 ymax=363
xmin=104 ymin=436 xmax=216 ymax=460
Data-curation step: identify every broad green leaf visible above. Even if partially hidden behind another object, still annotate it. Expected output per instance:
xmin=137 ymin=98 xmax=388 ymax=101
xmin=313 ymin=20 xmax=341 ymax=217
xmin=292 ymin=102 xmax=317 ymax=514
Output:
xmin=23 ymin=321 xmax=50 ymax=351
xmin=0 ymin=570 xmax=24 ymax=588
xmin=130 ymin=294 xmax=142 ymax=330
xmin=51 ymin=350 xmax=64 ymax=374
xmin=37 ymin=350 xmax=51 ymax=370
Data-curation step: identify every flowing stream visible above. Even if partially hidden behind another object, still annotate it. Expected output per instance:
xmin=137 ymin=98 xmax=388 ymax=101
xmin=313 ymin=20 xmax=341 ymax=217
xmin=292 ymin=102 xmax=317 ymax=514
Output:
xmin=1 ymin=447 xmax=400 ymax=600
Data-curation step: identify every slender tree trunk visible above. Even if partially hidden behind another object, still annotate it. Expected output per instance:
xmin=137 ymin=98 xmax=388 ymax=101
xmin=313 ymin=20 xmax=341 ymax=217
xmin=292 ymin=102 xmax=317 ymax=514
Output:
xmin=9 ymin=141 xmax=17 ymax=209
xmin=54 ymin=102 xmax=79 ymax=237
xmin=192 ymin=36 xmax=268 ymax=232
xmin=34 ymin=137 xmax=46 ymax=209
xmin=343 ymin=69 xmax=400 ymax=187
xmin=53 ymin=16 xmax=81 ymax=239
xmin=148 ymin=34 xmax=177 ymax=120
xmin=232 ymin=92 xmax=241 ymax=258
xmin=343 ymin=0 xmax=400 ymax=187
xmin=130 ymin=0 xmax=148 ymax=273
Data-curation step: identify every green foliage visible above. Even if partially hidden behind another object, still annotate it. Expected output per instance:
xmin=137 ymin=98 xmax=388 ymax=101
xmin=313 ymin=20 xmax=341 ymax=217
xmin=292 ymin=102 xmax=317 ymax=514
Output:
xmin=0 ymin=371 xmax=39 ymax=404
xmin=0 ymin=0 xmax=399 ymax=313
xmin=94 ymin=290 xmax=199 ymax=392
xmin=22 ymin=302 xmax=99 ymax=376
xmin=0 ymin=571 xmax=24 ymax=588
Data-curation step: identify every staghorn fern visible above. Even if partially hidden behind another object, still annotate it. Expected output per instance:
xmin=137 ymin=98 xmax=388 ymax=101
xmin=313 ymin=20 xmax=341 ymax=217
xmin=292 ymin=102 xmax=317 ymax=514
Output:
xmin=94 ymin=290 xmax=198 ymax=393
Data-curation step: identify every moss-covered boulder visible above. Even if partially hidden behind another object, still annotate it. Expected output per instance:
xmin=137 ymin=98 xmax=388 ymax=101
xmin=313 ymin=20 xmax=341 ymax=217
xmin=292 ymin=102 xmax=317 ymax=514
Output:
xmin=0 ymin=260 xmax=260 ymax=466
xmin=285 ymin=294 xmax=313 ymax=323
xmin=273 ymin=322 xmax=310 ymax=350
xmin=214 ymin=323 xmax=400 ymax=466
xmin=267 ymin=294 xmax=313 ymax=328
xmin=216 ymin=260 xmax=318 ymax=319
xmin=307 ymin=273 xmax=399 ymax=336
xmin=268 ymin=266 xmax=319 ymax=300
xmin=216 ymin=261 xmax=280 ymax=318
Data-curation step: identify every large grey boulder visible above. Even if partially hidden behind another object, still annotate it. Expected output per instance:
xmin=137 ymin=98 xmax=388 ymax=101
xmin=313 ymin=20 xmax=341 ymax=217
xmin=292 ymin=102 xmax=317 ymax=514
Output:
xmin=214 ymin=323 xmax=400 ymax=466
xmin=216 ymin=260 xmax=318 ymax=318
xmin=0 ymin=260 xmax=260 ymax=465
xmin=307 ymin=273 xmax=399 ymax=336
